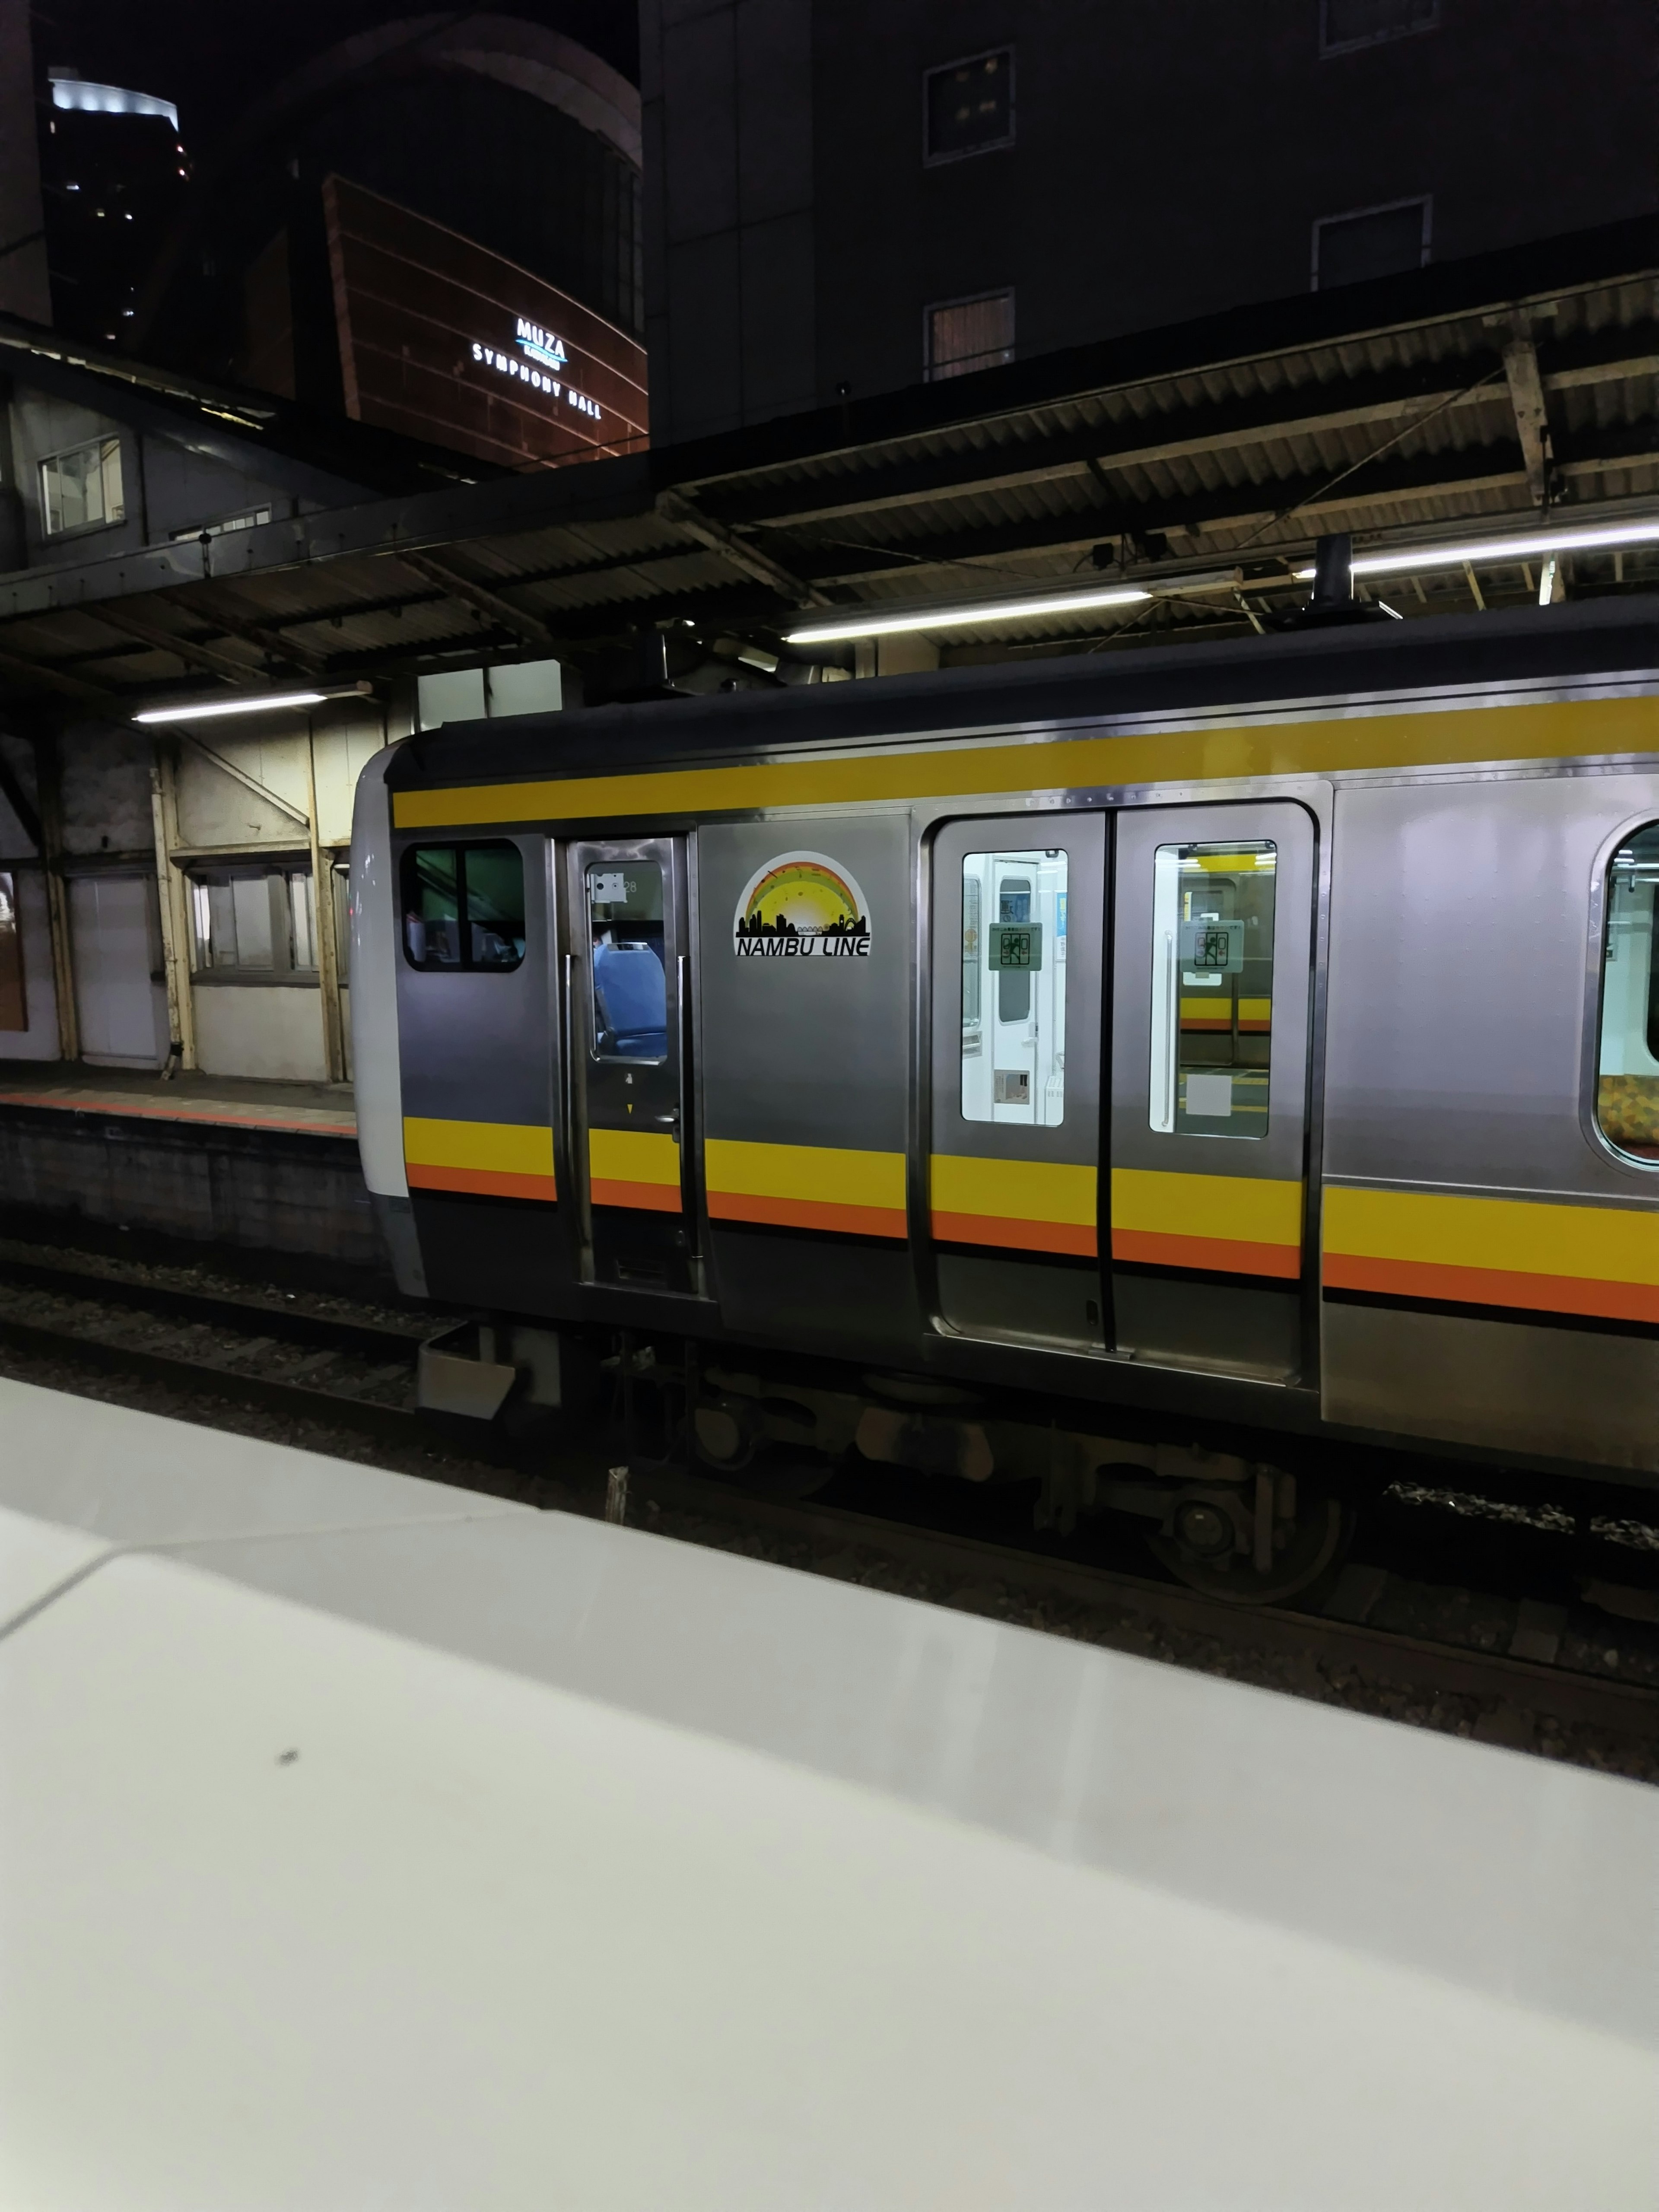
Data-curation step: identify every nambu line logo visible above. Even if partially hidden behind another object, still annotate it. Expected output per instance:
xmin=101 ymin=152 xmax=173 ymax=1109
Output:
xmin=732 ymin=852 xmax=871 ymax=957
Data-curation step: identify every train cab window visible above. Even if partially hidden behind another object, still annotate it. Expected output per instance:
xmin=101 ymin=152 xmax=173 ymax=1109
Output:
xmin=401 ymin=843 xmax=525 ymax=971
xmin=1597 ymin=827 xmax=1659 ymax=1161
xmin=961 ymin=849 xmax=1067 ymax=1125
xmin=587 ymin=860 xmax=667 ymax=1061
xmin=1149 ymin=840 xmax=1276 ymax=1138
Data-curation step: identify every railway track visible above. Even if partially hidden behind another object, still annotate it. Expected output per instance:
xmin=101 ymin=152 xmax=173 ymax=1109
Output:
xmin=1 ymin=1233 xmax=1655 ymax=1758
xmin=0 ymin=1236 xmax=453 ymax=1453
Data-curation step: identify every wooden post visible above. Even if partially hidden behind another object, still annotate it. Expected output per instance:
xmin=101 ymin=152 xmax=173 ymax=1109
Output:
xmin=31 ymin=731 xmax=78 ymax=1064
xmin=305 ymin=721 xmax=346 ymax=1084
xmin=148 ymin=737 xmax=197 ymax=1071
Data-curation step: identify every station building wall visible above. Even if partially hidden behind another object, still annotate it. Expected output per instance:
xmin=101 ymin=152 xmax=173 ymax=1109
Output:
xmin=0 ymin=700 xmax=405 ymax=1087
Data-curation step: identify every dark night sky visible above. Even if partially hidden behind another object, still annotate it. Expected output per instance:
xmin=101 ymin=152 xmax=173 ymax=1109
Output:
xmin=29 ymin=1 xmax=641 ymax=146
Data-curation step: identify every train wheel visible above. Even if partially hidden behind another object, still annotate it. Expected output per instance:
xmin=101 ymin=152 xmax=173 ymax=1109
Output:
xmin=1145 ymin=1485 xmax=1351 ymax=1606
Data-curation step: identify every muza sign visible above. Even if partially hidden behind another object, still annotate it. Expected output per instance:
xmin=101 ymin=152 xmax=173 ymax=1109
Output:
xmin=470 ymin=317 xmax=603 ymax=424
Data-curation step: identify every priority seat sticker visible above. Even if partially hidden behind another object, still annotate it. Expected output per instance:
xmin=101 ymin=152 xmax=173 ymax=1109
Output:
xmin=733 ymin=852 xmax=871 ymax=957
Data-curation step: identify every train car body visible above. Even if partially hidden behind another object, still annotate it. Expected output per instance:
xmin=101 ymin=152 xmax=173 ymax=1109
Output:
xmin=353 ymin=597 xmax=1659 ymax=1588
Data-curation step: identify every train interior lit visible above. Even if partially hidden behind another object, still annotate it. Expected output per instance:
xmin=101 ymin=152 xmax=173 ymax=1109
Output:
xmin=960 ymin=848 xmax=1068 ymax=1126
xmin=1150 ymin=841 xmax=1276 ymax=1139
xmin=1598 ymin=825 xmax=1659 ymax=1160
xmin=587 ymin=861 xmax=668 ymax=1060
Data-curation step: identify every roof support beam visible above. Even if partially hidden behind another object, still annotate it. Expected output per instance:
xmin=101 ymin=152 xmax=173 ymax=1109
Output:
xmin=1502 ymin=318 xmax=1557 ymax=507
xmin=654 ymin=488 xmax=829 ymax=607
xmin=161 ymin=587 xmax=331 ymax=677
xmin=0 ymin=643 xmax=121 ymax=715
xmin=395 ymin=549 xmax=561 ymax=652
xmin=92 ymin=601 xmax=267 ymax=686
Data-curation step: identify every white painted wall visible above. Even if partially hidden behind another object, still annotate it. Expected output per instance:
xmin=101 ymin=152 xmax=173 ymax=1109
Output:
xmin=311 ymin=705 xmax=391 ymax=848
xmin=70 ymin=874 xmax=168 ymax=1068
xmin=194 ymin=987 xmax=327 ymax=1081
xmin=0 ymin=869 xmax=60 ymax=1061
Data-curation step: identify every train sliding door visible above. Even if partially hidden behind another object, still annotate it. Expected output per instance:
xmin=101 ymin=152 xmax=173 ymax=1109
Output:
xmin=565 ymin=836 xmax=697 ymax=1293
xmin=1109 ymin=802 xmax=1315 ymax=1379
xmin=928 ymin=814 xmax=1107 ymax=1350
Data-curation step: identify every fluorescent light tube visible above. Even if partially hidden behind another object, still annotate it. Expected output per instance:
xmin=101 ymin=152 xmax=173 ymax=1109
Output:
xmin=133 ymin=690 xmax=328 ymax=724
xmin=786 ymin=585 xmax=1150 ymax=645
xmin=1291 ymin=518 xmax=1659 ymax=582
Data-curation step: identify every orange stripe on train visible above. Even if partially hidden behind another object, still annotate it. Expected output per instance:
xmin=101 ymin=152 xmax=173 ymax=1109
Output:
xmin=591 ymin=1177 xmax=683 ymax=1214
xmin=407 ymin=1163 xmax=557 ymax=1203
xmin=931 ymin=1210 xmax=1096 ymax=1258
xmin=710 ymin=1190 xmax=906 ymax=1239
xmin=1112 ymin=1227 xmax=1301 ymax=1278
xmin=1325 ymin=1252 xmax=1659 ymax=1326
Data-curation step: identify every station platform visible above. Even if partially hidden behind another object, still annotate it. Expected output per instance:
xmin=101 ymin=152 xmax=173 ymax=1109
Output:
xmin=0 ymin=1376 xmax=1653 ymax=2209
xmin=0 ymin=1064 xmax=376 ymax=1274
xmin=0 ymin=1062 xmax=357 ymax=1135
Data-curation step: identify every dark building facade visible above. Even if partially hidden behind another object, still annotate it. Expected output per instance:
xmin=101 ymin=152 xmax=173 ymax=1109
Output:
xmin=38 ymin=66 xmax=192 ymax=347
xmin=323 ymin=178 xmax=648 ymax=468
xmin=642 ymin=0 xmax=1659 ymax=445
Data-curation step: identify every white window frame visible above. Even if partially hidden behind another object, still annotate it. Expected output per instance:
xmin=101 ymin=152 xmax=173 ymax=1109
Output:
xmin=922 ymin=46 xmax=1016 ymax=168
xmin=187 ymin=861 xmax=318 ymax=985
xmin=1310 ymin=194 xmax=1432 ymax=292
xmin=1320 ymin=0 xmax=1442 ymax=58
xmin=923 ymin=288 xmax=1016 ymax=383
xmin=38 ymin=435 xmax=126 ymax=538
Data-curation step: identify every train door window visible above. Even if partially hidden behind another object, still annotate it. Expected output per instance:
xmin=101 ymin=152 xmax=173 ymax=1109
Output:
xmin=587 ymin=859 xmax=667 ymax=1061
xmin=401 ymin=843 xmax=525 ymax=971
xmin=1597 ymin=825 xmax=1659 ymax=1161
xmin=1149 ymin=840 xmax=1276 ymax=1138
xmin=960 ymin=848 xmax=1067 ymax=1125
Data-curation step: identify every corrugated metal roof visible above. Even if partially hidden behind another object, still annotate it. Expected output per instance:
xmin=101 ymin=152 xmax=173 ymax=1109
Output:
xmin=2 ymin=221 xmax=1658 ymax=713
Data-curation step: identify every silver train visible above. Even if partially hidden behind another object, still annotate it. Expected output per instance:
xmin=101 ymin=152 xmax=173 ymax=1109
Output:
xmin=350 ymin=596 xmax=1659 ymax=1601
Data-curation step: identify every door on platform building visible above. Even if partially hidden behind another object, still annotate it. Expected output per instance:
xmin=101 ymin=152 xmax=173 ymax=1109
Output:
xmin=565 ymin=836 xmax=698 ymax=1293
xmin=70 ymin=873 xmax=169 ymax=1068
xmin=1108 ymin=802 xmax=1316 ymax=1380
xmin=928 ymin=814 xmax=1108 ymax=1351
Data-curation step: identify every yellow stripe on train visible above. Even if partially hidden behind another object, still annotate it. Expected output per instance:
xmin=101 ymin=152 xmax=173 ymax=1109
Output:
xmin=403 ymin=1116 xmax=556 ymax=1201
xmin=705 ymin=1137 xmax=906 ymax=1239
xmin=390 ymin=695 xmax=1659 ymax=830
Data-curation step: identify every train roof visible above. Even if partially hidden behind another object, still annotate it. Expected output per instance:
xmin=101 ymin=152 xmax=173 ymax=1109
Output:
xmin=391 ymin=592 xmax=1659 ymax=791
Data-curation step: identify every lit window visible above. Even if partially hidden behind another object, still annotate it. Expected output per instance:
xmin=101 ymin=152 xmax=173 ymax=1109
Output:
xmin=1312 ymin=198 xmax=1430 ymax=289
xmin=188 ymin=867 xmax=316 ymax=977
xmin=1149 ymin=842 xmax=1276 ymax=1139
xmin=924 ymin=47 xmax=1014 ymax=163
xmin=925 ymin=289 xmax=1014 ymax=382
xmin=400 ymin=843 xmax=525 ymax=972
xmin=1321 ymin=0 xmax=1439 ymax=55
xmin=1597 ymin=827 xmax=1659 ymax=1162
xmin=40 ymin=437 xmax=124 ymax=535
xmin=168 ymin=507 xmax=272 ymax=543
xmin=961 ymin=849 xmax=1067 ymax=1125
xmin=0 ymin=868 xmax=25 ymax=1032
xmin=587 ymin=861 xmax=666 ymax=1061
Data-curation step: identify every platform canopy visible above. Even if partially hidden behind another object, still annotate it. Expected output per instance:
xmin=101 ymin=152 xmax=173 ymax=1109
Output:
xmin=1 ymin=214 xmax=1657 ymax=714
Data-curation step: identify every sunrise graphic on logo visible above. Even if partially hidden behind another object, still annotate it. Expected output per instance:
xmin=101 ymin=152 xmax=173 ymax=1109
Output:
xmin=732 ymin=852 xmax=871 ymax=958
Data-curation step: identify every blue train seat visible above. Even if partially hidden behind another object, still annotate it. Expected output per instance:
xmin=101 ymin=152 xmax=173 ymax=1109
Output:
xmin=594 ymin=938 xmax=668 ymax=1058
